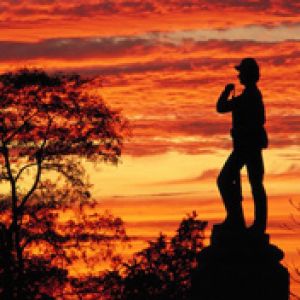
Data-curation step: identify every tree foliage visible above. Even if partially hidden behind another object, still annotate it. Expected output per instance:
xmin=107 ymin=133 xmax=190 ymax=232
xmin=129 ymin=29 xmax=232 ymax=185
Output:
xmin=101 ymin=212 xmax=207 ymax=300
xmin=0 ymin=68 xmax=128 ymax=299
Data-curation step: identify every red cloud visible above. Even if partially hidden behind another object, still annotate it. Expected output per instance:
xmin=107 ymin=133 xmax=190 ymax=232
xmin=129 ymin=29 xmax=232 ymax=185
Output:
xmin=0 ymin=36 xmax=299 ymax=158
xmin=1 ymin=1 xmax=300 ymax=41
xmin=2 ymin=0 xmax=296 ymax=18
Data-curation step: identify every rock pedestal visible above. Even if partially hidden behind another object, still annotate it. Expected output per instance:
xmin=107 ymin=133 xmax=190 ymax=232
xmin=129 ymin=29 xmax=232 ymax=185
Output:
xmin=191 ymin=225 xmax=290 ymax=300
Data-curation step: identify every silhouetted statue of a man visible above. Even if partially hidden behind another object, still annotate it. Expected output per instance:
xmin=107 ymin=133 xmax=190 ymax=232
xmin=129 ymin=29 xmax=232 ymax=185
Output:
xmin=216 ymin=58 xmax=268 ymax=233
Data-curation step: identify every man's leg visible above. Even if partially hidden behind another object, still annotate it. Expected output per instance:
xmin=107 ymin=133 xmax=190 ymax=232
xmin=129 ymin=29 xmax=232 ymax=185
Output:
xmin=217 ymin=151 xmax=245 ymax=228
xmin=246 ymin=149 xmax=267 ymax=232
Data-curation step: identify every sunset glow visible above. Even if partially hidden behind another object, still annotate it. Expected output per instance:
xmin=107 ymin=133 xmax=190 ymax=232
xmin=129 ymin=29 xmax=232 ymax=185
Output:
xmin=1 ymin=0 xmax=300 ymax=296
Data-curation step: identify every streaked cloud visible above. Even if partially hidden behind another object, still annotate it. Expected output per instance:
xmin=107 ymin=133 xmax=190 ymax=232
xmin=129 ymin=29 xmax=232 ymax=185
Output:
xmin=0 ymin=36 xmax=292 ymax=157
xmin=1 ymin=32 xmax=300 ymax=63
xmin=0 ymin=36 xmax=155 ymax=61
xmin=2 ymin=0 xmax=299 ymax=19
xmin=1 ymin=1 xmax=300 ymax=41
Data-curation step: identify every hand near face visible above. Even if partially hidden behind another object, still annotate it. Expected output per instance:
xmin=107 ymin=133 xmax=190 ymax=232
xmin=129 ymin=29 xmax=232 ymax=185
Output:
xmin=224 ymin=83 xmax=235 ymax=93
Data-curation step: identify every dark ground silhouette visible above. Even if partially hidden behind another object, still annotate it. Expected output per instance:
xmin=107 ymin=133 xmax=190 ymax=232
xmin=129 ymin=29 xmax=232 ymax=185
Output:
xmin=192 ymin=226 xmax=289 ymax=300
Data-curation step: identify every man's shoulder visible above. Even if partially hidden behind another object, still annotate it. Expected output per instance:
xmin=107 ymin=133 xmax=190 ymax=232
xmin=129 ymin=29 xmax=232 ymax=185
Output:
xmin=241 ymin=87 xmax=262 ymax=105
xmin=244 ymin=86 xmax=262 ymax=97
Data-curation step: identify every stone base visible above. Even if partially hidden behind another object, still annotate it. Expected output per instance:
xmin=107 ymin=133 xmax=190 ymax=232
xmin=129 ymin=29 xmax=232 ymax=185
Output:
xmin=191 ymin=225 xmax=289 ymax=300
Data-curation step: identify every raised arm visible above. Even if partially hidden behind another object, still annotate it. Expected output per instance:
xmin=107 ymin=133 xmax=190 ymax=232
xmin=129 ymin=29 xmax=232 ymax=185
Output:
xmin=216 ymin=84 xmax=235 ymax=113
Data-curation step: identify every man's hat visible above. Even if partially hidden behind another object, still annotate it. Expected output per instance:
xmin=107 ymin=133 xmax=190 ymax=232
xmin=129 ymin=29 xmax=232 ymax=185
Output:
xmin=235 ymin=57 xmax=259 ymax=73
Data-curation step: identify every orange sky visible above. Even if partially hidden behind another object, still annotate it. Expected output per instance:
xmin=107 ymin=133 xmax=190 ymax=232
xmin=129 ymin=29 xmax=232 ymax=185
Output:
xmin=1 ymin=0 xmax=300 ymax=295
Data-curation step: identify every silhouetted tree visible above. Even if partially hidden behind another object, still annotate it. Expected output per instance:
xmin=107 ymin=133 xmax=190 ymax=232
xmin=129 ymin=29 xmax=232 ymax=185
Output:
xmin=0 ymin=69 xmax=128 ymax=299
xmin=101 ymin=212 xmax=207 ymax=300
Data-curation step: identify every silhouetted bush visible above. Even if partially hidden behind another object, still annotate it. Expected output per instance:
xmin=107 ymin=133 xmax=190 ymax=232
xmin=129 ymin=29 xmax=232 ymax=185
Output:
xmin=101 ymin=212 xmax=207 ymax=300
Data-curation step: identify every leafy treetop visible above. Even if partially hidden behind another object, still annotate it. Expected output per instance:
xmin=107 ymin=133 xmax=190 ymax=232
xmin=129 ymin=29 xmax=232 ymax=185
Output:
xmin=0 ymin=68 xmax=126 ymax=163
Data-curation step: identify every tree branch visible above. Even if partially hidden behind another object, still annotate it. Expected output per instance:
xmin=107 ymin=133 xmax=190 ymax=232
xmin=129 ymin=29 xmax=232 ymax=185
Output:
xmin=1 ymin=138 xmax=18 ymax=215
xmin=18 ymin=116 xmax=52 ymax=213
xmin=41 ymin=163 xmax=84 ymax=186
xmin=18 ymin=159 xmax=42 ymax=213
xmin=5 ymin=110 xmax=39 ymax=144
xmin=15 ymin=163 xmax=37 ymax=182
